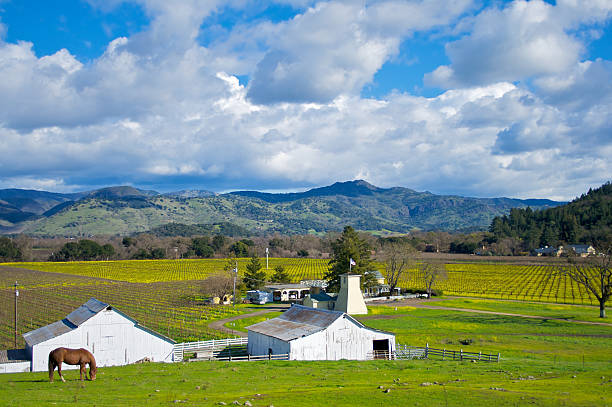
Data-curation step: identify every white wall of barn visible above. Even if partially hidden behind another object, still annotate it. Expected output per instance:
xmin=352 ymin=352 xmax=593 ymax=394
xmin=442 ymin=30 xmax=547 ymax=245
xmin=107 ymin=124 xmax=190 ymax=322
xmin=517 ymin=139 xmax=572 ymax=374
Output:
xmin=30 ymin=309 xmax=174 ymax=372
xmin=248 ymin=316 xmax=395 ymax=361
xmin=288 ymin=317 xmax=395 ymax=361
xmin=247 ymin=331 xmax=290 ymax=356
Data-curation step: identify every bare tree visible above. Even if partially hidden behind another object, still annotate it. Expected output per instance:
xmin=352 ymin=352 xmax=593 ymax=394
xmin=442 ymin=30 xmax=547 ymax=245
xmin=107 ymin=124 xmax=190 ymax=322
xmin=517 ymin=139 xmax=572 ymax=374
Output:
xmin=556 ymin=246 xmax=611 ymax=318
xmin=419 ymin=261 xmax=447 ymax=298
xmin=201 ymin=272 xmax=236 ymax=299
xmin=378 ymin=242 xmax=417 ymax=292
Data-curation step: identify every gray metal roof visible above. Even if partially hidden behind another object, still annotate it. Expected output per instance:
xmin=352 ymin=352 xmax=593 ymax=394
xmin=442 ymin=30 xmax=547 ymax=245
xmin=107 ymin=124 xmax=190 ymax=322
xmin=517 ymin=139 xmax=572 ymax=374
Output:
xmin=23 ymin=319 xmax=76 ymax=347
xmin=310 ymin=292 xmax=334 ymax=302
xmin=65 ymin=298 xmax=109 ymax=326
xmin=247 ymin=304 xmax=344 ymax=342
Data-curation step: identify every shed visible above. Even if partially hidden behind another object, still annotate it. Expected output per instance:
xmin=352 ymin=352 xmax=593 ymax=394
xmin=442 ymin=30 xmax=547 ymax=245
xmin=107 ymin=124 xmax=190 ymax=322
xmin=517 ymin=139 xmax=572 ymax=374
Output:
xmin=263 ymin=284 xmax=311 ymax=302
xmin=23 ymin=298 xmax=175 ymax=372
xmin=247 ymin=304 xmax=395 ymax=360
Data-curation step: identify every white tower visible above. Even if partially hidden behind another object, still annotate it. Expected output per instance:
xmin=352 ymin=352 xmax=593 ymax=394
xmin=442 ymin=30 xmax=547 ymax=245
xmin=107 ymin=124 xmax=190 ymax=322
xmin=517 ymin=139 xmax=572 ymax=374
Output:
xmin=334 ymin=274 xmax=368 ymax=315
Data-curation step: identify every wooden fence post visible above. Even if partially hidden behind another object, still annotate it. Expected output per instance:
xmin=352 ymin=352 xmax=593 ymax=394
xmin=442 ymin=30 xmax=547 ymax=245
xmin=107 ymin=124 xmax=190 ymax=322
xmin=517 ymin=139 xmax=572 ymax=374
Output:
xmin=497 ymin=353 xmax=500 ymax=363
xmin=460 ymin=349 xmax=463 ymax=361
xmin=442 ymin=349 xmax=445 ymax=361
xmin=479 ymin=351 xmax=481 ymax=360
xmin=425 ymin=343 xmax=429 ymax=359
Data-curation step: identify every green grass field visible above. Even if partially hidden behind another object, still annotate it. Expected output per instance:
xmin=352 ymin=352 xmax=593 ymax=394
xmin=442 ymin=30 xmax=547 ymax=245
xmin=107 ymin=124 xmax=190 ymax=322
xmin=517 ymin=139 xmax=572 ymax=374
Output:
xmin=1 ymin=300 xmax=611 ymax=406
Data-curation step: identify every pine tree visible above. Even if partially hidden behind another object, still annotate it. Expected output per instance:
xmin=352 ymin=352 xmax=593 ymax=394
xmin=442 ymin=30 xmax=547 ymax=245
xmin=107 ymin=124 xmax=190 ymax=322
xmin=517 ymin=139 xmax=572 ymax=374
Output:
xmin=244 ymin=254 xmax=266 ymax=290
xmin=270 ymin=265 xmax=291 ymax=284
xmin=324 ymin=226 xmax=376 ymax=292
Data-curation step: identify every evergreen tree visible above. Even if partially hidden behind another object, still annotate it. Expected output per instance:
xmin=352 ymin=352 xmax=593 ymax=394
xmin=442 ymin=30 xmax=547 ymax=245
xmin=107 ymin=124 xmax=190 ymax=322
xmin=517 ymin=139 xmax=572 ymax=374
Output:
xmin=270 ymin=265 xmax=291 ymax=284
xmin=325 ymin=226 xmax=375 ymax=292
xmin=244 ymin=254 xmax=266 ymax=290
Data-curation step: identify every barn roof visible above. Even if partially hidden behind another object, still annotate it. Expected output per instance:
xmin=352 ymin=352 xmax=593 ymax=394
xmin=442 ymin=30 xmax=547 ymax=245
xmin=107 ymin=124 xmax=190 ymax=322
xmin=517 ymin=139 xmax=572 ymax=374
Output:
xmin=23 ymin=298 xmax=175 ymax=347
xmin=66 ymin=298 xmax=109 ymax=326
xmin=246 ymin=304 xmax=345 ymax=342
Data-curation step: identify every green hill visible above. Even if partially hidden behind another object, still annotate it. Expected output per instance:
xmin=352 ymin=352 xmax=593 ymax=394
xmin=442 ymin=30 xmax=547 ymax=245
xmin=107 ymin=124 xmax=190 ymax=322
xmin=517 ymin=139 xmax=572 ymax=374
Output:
xmin=490 ymin=182 xmax=611 ymax=248
xmin=1 ymin=181 xmax=563 ymax=236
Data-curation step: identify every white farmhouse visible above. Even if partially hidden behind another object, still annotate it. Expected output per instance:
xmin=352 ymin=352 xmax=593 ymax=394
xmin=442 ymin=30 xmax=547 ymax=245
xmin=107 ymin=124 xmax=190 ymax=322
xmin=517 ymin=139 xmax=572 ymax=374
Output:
xmin=23 ymin=298 xmax=175 ymax=372
xmin=247 ymin=304 xmax=395 ymax=360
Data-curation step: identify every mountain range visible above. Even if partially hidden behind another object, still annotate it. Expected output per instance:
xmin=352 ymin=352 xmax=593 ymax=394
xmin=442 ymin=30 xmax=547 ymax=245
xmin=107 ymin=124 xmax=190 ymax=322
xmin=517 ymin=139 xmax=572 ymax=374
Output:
xmin=0 ymin=181 xmax=563 ymax=236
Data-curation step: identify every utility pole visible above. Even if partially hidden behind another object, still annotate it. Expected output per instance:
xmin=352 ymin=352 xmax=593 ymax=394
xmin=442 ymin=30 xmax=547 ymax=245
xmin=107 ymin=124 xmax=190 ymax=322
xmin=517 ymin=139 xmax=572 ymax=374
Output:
xmin=14 ymin=281 xmax=18 ymax=348
xmin=266 ymin=247 xmax=269 ymax=270
xmin=233 ymin=261 xmax=238 ymax=306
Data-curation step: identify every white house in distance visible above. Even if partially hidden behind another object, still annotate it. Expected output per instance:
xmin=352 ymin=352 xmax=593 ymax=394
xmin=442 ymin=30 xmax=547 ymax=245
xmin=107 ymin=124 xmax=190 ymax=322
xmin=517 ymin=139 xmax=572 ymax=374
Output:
xmin=247 ymin=304 xmax=395 ymax=360
xmin=23 ymin=298 xmax=175 ymax=372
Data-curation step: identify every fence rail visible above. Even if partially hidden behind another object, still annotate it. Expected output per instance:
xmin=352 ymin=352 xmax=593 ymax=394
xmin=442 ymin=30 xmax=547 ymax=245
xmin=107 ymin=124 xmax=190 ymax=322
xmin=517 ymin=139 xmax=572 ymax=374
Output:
xmin=208 ymin=353 xmax=289 ymax=362
xmin=173 ymin=337 xmax=248 ymax=362
xmin=398 ymin=344 xmax=500 ymax=362
xmin=368 ymin=344 xmax=500 ymax=362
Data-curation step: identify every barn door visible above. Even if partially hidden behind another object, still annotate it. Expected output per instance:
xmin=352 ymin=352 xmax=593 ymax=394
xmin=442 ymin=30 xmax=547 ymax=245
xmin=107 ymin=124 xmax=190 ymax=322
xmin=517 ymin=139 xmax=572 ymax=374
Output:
xmin=373 ymin=339 xmax=390 ymax=359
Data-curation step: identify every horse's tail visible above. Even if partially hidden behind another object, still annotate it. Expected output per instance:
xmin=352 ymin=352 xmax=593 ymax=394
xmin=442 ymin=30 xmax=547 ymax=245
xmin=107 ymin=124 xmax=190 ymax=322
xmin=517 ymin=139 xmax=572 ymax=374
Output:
xmin=48 ymin=352 xmax=55 ymax=381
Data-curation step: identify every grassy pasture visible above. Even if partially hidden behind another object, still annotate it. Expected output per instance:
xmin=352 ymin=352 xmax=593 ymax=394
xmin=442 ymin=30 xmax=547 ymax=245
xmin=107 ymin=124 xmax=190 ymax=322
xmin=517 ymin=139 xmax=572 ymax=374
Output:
xmin=1 ymin=301 xmax=611 ymax=406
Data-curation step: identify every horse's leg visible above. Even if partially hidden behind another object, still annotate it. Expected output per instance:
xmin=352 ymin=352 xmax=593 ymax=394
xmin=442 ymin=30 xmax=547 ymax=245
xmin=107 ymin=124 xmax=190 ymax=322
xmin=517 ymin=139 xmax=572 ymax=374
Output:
xmin=80 ymin=363 xmax=86 ymax=381
xmin=58 ymin=362 xmax=66 ymax=382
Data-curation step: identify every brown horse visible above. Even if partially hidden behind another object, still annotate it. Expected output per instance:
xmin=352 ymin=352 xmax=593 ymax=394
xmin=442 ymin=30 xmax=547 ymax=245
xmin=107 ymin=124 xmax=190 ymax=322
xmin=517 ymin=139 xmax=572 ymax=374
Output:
xmin=48 ymin=347 xmax=97 ymax=382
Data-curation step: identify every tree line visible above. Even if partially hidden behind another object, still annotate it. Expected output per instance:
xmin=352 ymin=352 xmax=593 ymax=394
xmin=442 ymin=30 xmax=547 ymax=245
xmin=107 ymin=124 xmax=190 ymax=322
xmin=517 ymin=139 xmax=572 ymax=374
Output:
xmin=489 ymin=182 xmax=611 ymax=252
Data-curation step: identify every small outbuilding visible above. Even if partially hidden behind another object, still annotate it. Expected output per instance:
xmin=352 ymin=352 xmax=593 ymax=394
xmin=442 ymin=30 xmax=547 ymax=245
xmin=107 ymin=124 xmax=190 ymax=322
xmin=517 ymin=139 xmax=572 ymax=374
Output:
xmin=23 ymin=298 xmax=175 ymax=372
xmin=263 ymin=284 xmax=311 ymax=302
xmin=247 ymin=304 xmax=395 ymax=360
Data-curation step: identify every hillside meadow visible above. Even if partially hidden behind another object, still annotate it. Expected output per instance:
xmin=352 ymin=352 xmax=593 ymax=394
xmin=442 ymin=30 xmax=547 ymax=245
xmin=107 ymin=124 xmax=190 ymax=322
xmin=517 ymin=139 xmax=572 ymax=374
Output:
xmin=1 ymin=300 xmax=611 ymax=406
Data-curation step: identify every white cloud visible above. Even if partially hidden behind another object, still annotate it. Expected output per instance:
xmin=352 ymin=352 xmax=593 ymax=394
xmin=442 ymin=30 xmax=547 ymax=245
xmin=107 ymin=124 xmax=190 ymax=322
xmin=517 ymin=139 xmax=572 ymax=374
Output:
xmin=247 ymin=0 xmax=474 ymax=104
xmin=0 ymin=0 xmax=609 ymax=201
xmin=426 ymin=0 xmax=584 ymax=88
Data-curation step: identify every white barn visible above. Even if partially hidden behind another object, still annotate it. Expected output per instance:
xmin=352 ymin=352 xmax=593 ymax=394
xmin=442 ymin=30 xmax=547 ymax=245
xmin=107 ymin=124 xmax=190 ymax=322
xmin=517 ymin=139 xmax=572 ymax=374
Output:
xmin=23 ymin=298 xmax=175 ymax=372
xmin=247 ymin=304 xmax=395 ymax=360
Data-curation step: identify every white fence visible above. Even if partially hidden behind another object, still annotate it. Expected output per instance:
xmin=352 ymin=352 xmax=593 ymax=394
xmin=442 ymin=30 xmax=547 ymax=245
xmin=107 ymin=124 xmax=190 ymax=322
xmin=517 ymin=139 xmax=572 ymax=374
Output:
xmin=173 ymin=337 xmax=248 ymax=362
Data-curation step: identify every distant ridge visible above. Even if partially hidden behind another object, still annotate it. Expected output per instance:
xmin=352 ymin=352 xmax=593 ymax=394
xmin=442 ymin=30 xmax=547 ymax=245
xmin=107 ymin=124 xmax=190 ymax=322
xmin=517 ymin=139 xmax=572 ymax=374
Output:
xmin=231 ymin=180 xmax=392 ymax=203
xmin=87 ymin=186 xmax=159 ymax=200
xmin=0 ymin=180 xmax=566 ymax=236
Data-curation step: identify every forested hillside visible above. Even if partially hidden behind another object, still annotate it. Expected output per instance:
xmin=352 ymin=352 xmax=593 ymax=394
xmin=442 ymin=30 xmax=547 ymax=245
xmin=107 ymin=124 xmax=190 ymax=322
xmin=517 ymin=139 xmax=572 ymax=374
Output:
xmin=1 ymin=181 xmax=563 ymax=236
xmin=489 ymin=182 xmax=611 ymax=249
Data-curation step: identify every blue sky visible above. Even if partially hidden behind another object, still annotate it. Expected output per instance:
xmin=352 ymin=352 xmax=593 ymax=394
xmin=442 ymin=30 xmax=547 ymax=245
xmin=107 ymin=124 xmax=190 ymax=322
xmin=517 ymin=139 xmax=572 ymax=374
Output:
xmin=0 ymin=0 xmax=610 ymax=200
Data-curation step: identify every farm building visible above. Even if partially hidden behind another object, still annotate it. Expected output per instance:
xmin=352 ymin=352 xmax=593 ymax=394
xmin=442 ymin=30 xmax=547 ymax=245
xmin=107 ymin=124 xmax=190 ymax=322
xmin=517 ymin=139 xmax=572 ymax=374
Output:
xmin=22 ymin=298 xmax=175 ymax=372
xmin=263 ymin=284 xmax=311 ymax=302
xmin=303 ymin=274 xmax=368 ymax=315
xmin=247 ymin=304 xmax=395 ymax=360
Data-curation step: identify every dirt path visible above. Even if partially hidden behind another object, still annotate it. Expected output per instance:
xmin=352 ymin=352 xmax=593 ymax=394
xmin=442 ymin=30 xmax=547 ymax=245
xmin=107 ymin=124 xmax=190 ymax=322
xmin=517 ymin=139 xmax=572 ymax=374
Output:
xmin=361 ymin=301 xmax=612 ymax=327
xmin=208 ymin=305 xmax=289 ymax=337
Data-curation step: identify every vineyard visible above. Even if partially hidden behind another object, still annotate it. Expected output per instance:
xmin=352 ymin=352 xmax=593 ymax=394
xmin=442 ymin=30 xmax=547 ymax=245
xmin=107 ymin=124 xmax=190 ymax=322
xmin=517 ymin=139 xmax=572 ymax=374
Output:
xmin=0 ymin=266 xmax=248 ymax=350
xmin=0 ymin=258 xmax=601 ymax=349
xmin=398 ymin=263 xmax=599 ymax=305
xmin=2 ymin=259 xmax=600 ymax=305
xmin=4 ymin=258 xmax=330 ymax=283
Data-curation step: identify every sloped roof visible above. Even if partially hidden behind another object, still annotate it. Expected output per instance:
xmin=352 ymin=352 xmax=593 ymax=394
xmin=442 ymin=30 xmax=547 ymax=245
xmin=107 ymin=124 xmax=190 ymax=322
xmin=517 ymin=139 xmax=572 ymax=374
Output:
xmin=23 ymin=298 xmax=175 ymax=347
xmin=65 ymin=298 xmax=109 ymax=326
xmin=23 ymin=319 xmax=77 ymax=347
xmin=310 ymin=292 xmax=334 ymax=302
xmin=246 ymin=304 xmax=344 ymax=342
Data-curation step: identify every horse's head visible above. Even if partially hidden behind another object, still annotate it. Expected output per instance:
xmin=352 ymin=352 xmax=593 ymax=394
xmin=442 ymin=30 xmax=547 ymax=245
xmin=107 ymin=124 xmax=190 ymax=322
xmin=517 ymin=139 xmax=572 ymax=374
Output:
xmin=89 ymin=365 xmax=97 ymax=381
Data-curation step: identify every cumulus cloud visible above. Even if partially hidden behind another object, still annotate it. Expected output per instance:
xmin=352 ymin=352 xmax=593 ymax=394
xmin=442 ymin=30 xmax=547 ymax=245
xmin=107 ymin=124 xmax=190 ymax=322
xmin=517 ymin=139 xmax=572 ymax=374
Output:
xmin=247 ymin=0 xmax=473 ymax=104
xmin=425 ymin=0 xmax=612 ymax=88
xmin=0 ymin=0 xmax=610 ymax=201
